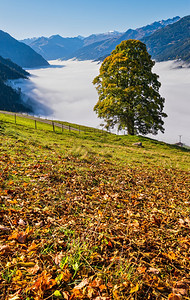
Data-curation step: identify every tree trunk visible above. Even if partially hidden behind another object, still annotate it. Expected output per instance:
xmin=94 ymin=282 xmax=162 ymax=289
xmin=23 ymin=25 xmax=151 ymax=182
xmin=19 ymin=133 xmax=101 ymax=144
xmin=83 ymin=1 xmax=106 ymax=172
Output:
xmin=127 ymin=118 xmax=135 ymax=135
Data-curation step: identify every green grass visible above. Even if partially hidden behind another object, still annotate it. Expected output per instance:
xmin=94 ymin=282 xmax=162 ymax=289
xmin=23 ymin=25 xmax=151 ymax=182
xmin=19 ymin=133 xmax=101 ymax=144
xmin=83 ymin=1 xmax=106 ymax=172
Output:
xmin=0 ymin=112 xmax=190 ymax=299
xmin=0 ymin=112 xmax=189 ymax=171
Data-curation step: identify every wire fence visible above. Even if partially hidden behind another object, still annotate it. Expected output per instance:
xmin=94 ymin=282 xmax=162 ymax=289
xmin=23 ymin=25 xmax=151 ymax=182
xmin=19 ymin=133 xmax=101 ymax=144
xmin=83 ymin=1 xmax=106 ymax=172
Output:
xmin=0 ymin=110 xmax=107 ymax=135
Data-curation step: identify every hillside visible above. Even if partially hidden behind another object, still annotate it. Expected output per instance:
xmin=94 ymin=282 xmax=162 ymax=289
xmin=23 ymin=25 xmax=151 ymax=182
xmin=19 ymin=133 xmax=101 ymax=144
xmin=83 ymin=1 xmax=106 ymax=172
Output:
xmin=142 ymin=15 xmax=190 ymax=62
xmin=0 ymin=56 xmax=29 ymax=80
xmin=0 ymin=57 xmax=32 ymax=112
xmin=0 ymin=30 xmax=49 ymax=68
xmin=0 ymin=113 xmax=190 ymax=299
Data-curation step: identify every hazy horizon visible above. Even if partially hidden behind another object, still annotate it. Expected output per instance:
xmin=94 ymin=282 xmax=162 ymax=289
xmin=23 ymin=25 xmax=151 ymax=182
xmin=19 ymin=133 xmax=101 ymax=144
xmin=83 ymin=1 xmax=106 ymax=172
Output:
xmin=11 ymin=59 xmax=190 ymax=146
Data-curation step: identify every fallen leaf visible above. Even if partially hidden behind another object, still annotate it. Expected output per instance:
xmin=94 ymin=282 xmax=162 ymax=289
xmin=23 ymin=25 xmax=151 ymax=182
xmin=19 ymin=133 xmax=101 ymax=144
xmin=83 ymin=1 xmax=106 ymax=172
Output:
xmin=62 ymin=291 xmax=70 ymax=300
xmin=53 ymin=290 xmax=63 ymax=298
xmin=130 ymin=283 xmax=139 ymax=293
xmin=17 ymin=232 xmax=27 ymax=244
xmin=74 ymin=278 xmax=89 ymax=289
xmin=147 ymin=267 xmax=160 ymax=274
xmin=168 ymin=293 xmax=182 ymax=300
xmin=8 ymin=231 xmax=27 ymax=243
xmin=35 ymin=221 xmax=44 ymax=227
xmin=27 ymin=270 xmax=56 ymax=298
xmin=137 ymin=266 xmax=146 ymax=273
xmin=55 ymin=270 xmax=71 ymax=284
xmin=18 ymin=219 xmax=26 ymax=226
xmin=8 ymin=290 xmax=21 ymax=300
xmin=173 ymin=281 xmax=189 ymax=296
xmin=0 ymin=224 xmax=10 ymax=231
xmin=0 ymin=244 xmax=10 ymax=252
xmin=168 ymin=251 xmax=176 ymax=260
xmin=28 ymin=264 xmax=40 ymax=275
xmin=87 ymin=286 xmax=95 ymax=298
xmin=99 ymin=284 xmax=107 ymax=291
xmin=54 ymin=251 xmax=64 ymax=265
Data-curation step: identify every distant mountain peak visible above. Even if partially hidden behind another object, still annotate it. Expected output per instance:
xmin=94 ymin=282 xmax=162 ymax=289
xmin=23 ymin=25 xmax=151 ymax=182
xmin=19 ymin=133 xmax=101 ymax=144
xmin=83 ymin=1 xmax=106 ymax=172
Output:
xmin=20 ymin=15 xmax=186 ymax=62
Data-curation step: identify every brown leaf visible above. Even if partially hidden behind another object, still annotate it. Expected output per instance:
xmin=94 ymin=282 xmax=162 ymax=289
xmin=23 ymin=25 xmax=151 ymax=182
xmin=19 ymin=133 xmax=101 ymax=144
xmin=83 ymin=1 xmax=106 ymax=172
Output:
xmin=28 ymin=241 xmax=38 ymax=252
xmin=8 ymin=290 xmax=21 ymax=300
xmin=74 ymin=278 xmax=89 ymax=289
xmin=8 ymin=231 xmax=27 ymax=243
xmin=62 ymin=291 xmax=70 ymax=300
xmin=137 ymin=266 xmax=146 ymax=273
xmin=99 ymin=284 xmax=107 ymax=291
xmin=28 ymin=264 xmax=40 ymax=275
xmin=17 ymin=232 xmax=27 ymax=244
xmin=18 ymin=219 xmax=26 ymax=226
xmin=0 ymin=244 xmax=11 ymax=253
xmin=54 ymin=251 xmax=64 ymax=265
xmin=152 ymin=215 xmax=162 ymax=226
xmin=87 ymin=286 xmax=95 ymax=298
xmin=147 ymin=267 xmax=160 ymax=274
xmin=35 ymin=221 xmax=44 ymax=227
xmin=168 ymin=293 xmax=182 ymax=300
xmin=173 ymin=281 xmax=189 ymax=296
xmin=27 ymin=270 xmax=56 ymax=298
xmin=0 ymin=224 xmax=10 ymax=231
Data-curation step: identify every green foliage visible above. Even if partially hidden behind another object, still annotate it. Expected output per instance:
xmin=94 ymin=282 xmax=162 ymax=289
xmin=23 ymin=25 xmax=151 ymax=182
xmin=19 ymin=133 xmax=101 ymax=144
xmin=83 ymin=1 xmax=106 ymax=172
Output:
xmin=93 ymin=40 xmax=167 ymax=135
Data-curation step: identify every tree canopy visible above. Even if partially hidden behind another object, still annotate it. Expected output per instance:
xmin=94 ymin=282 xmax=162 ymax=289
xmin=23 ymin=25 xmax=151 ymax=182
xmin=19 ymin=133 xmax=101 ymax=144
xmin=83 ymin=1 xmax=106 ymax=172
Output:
xmin=93 ymin=40 xmax=167 ymax=135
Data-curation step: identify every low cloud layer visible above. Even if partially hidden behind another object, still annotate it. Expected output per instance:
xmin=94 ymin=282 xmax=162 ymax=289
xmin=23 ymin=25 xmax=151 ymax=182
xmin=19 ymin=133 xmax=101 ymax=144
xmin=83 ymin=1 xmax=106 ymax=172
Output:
xmin=12 ymin=59 xmax=190 ymax=146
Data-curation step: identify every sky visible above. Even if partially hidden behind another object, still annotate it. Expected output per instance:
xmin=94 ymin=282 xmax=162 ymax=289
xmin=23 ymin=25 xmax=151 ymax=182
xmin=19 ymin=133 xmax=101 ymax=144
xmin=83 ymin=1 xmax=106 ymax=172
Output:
xmin=0 ymin=0 xmax=189 ymax=39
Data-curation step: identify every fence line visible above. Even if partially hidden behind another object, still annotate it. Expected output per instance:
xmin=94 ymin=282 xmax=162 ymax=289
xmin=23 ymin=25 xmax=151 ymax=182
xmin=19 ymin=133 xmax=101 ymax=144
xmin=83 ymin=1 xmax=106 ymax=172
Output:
xmin=0 ymin=110 xmax=107 ymax=135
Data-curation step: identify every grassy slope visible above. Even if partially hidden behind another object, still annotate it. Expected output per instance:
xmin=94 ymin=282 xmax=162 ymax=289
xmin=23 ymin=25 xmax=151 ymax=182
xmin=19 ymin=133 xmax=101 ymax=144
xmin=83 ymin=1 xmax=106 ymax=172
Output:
xmin=0 ymin=113 xmax=190 ymax=300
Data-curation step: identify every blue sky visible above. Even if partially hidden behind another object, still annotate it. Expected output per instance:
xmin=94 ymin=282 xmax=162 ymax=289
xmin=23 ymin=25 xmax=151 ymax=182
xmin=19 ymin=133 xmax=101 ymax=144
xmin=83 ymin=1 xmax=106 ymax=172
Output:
xmin=0 ymin=0 xmax=189 ymax=39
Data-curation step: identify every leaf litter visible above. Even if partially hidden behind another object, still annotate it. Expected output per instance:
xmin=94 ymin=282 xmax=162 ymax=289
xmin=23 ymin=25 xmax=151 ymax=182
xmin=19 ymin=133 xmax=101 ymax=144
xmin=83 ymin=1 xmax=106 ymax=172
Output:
xmin=0 ymin=127 xmax=190 ymax=299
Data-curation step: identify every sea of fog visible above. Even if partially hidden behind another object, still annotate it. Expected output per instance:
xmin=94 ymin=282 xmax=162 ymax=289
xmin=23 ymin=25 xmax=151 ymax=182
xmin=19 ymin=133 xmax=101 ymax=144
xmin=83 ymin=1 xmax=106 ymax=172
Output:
xmin=11 ymin=59 xmax=190 ymax=146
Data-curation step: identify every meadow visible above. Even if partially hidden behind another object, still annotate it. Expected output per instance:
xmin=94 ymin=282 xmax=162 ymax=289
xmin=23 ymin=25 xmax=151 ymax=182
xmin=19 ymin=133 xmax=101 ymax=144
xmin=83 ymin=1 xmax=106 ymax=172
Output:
xmin=0 ymin=112 xmax=190 ymax=299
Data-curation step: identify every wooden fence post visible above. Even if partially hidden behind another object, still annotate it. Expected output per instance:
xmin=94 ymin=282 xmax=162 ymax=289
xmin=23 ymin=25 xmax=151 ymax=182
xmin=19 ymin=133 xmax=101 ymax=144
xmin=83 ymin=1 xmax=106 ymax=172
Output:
xmin=69 ymin=125 xmax=71 ymax=132
xmin=35 ymin=120 xmax=37 ymax=129
xmin=14 ymin=114 xmax=16 ymax=124
xmin=52 ymin=121 xmax=55 ymax=132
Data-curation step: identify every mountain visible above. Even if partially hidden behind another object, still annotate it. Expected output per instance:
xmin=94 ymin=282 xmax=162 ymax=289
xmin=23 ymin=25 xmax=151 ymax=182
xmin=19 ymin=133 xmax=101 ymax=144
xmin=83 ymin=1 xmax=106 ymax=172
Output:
xmin=68 ymin=16 xmax=181 ymax=60
xmin=21 ymin=17 xmax=179 ymax=61
xmin=0 ymin=30 xmax=49 ymax=68
xmin=21 ymin=32 xmax=123 ymax=61
xmin=20 ymin=37 xmax=38 ymax=45
xmin=0 ymin=56 xmax=32 ymax=112
xmin=0 ymin=56 xmax=29 ymax=80
xmin=83 ymin=31 xmax=122 ymax=46
xmin=24 ymin=35 xmax=84 ymax=60
xmin=19 ymin=15 xmax=189 ymax=64
xmin=116 ymin=16 xmax=180 ymax=42
xmin=142 ymin=15 xmax=190 ymax=62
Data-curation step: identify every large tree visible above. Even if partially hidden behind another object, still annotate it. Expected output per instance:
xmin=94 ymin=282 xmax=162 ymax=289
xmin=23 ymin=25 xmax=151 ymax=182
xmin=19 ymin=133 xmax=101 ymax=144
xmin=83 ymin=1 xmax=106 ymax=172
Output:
xmin=93 ymin=40 xmax=167 ymax=135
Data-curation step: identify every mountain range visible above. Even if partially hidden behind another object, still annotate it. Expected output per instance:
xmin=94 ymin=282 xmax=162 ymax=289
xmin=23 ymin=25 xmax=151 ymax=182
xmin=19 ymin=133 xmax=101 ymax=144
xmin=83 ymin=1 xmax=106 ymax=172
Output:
xmin=0 ymin=30 xmax=49 ymax=68
xmin=143 ymin=15 xmax=190 ymax=62
xmin=20 ymin=16 xmax=190 ymax=63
